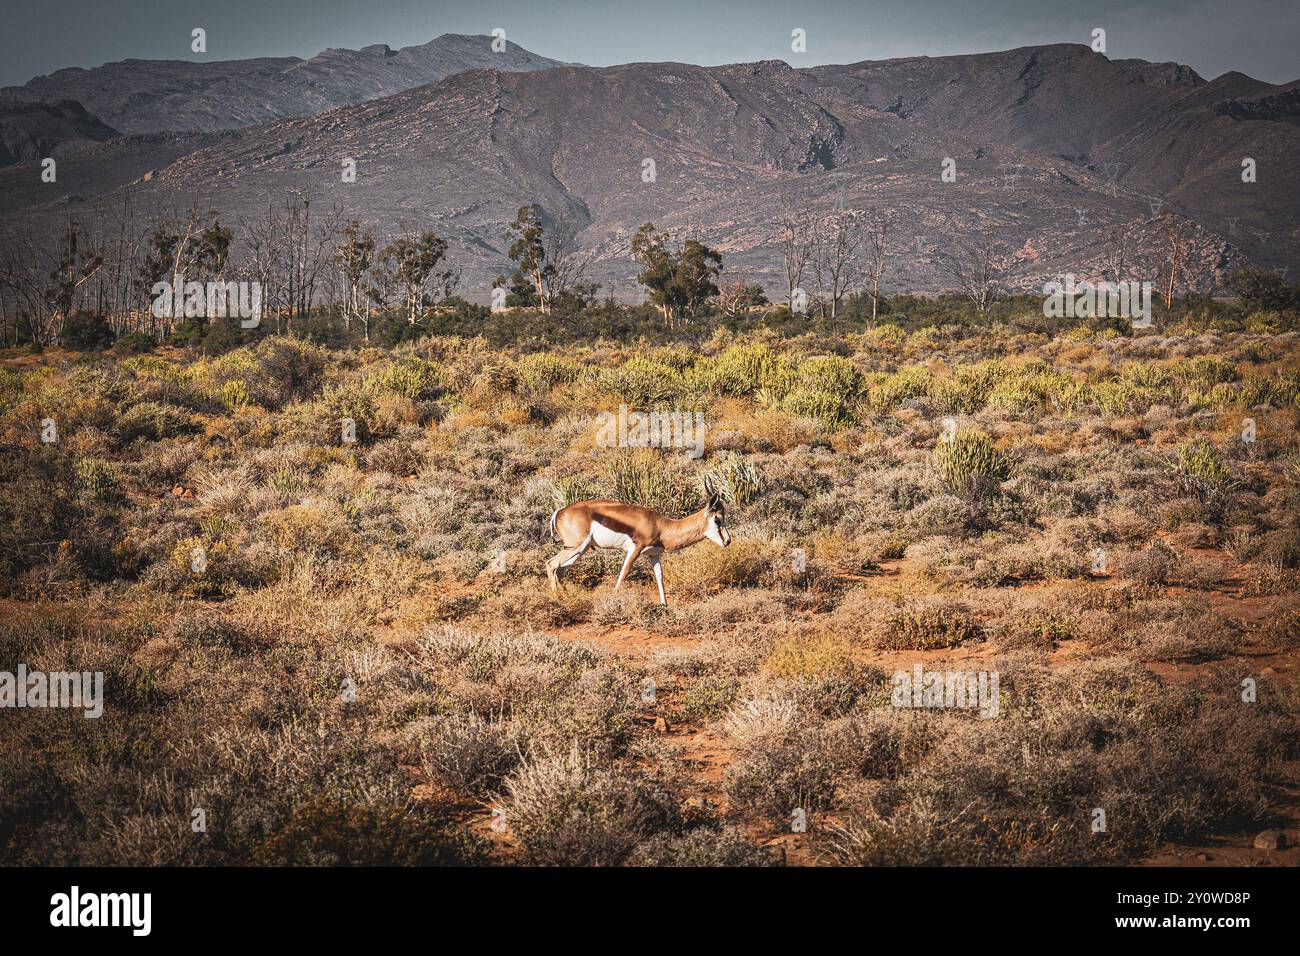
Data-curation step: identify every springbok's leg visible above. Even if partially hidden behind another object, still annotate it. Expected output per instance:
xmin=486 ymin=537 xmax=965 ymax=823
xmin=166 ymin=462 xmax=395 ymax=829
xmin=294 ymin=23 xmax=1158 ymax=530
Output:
xmin=547 ymin=534 xmax=593 ymax=590
xmin=648 ymin=551 xmax=666 ymax=605
xmin=613 ymin=543 xmax=643 ymax=591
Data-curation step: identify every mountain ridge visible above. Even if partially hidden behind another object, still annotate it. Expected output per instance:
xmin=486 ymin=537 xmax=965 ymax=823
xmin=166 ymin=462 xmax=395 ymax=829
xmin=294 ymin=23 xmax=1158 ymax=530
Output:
xmin=1 ymin=42 xmax=1294 ymax=299
xmin=2 ymin=33 xmax=573 ymax=134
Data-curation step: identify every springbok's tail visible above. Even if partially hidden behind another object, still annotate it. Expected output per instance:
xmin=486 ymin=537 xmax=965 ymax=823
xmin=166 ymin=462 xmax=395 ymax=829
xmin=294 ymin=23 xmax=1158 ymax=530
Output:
xmin=549 ymin=507 xmax=562 ymax=543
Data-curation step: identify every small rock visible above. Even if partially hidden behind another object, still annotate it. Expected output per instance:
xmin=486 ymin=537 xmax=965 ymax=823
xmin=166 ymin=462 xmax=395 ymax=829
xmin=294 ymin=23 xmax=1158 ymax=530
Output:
xmin=171 ymin=485 xmax=184 ymax=497
xmin=653 ymin=717 xmax=668 ymax=733
xmin=1196 ymin=852 xmax=1211 ymax=862
xmin=1253 ymin=829 xmax=1286 ymax=850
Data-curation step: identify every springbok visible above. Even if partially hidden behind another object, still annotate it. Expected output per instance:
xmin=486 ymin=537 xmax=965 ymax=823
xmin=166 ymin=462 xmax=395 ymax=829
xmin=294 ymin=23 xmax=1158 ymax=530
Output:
xmin=546 ymin=488 xmax=731 ymax=605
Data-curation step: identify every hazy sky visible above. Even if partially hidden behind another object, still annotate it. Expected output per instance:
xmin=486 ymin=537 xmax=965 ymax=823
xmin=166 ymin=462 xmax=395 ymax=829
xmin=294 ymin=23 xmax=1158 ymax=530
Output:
xmin=2 ymin=0 xmax=1297 ymax=86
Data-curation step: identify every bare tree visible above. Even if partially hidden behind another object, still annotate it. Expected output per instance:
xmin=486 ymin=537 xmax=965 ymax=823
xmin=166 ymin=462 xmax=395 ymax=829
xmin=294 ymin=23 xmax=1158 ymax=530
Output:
xmin=863 ymin=209 xmax=894 ymax=323
xmin=545 ymin=212 xmax=595 ymax=305
xmin=241 ymin=205 xmax=285 ymax=332
xmin=333 ymin=220 xmax=376 ymax=340
xmin=932 ymin=228 xmax=1022 ymax=317
xmin=0 ymin=231 xmax=50 ymax=346
xmin=779 ymin=201 xmax=815 ymax=310
xmin=237 ymin=192 xmax=334 ymax=332
xmin=0 ymin=216 xmax=103 ymax=347
xmin=716 ymin=276 xmax=759 ymax=319
xmin=812 ymin=211 xmax=862 ymax=320
xmin=1154 ymin=213 xmax=1193 ymax=308
xmin=88 ymin=193 xmax=147 ymax=338
xmin=1099 ymin=218 xmax=1141 ymax=285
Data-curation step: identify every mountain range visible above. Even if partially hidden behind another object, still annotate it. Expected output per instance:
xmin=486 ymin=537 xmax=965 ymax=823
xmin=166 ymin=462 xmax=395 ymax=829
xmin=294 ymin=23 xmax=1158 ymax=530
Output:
xmin=1 ymin=34 xmax=569 ymax=134
xmin=1 ymin=35 xmax=1296 ymax=301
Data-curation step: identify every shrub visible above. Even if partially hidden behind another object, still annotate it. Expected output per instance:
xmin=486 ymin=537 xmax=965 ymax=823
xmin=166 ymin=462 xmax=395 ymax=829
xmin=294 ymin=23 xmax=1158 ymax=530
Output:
xmin=62 ymin=312 xmax=114 ymax=351
xmin=723 ymin=737 xmax=837 ymax=820
xmin=879 ymin=605 xmax=982 ymax=650
xmin=781 ymin=386 xmax=855 ymax=429
xmin=627 ymin=827 xmax=777 ymax=866
xmin=601 ymin=450 xmax=697 ymax=516
xmin=934 ymin=431 xmax=1011 ymax=501
xmin=671 ymin=538 xmax=770 ymax=597
xmin=115 ymin=402 xmax=196 ymax=442
xmin=112 ymin=331 xmax=157 ymax=356
xmin=366 ymin=357 xmax=442 ymax=400
xmin=252 ymin=799 xmax=484 ymax=866
xmin=679 ymin=673 xmax=743 ymax=721
xmin=864 ymin=324 xmax=905 ymax=347
xmin=867 ymin=366 xmax=931 ymax=411
xmin=1118 ymin=542 xmax=1179 ymax=586
xmin=599 ymin=357 xmax=684 ymax=406
xmin=367 ymin=438 xmax=421 ymax=476
xmin=764 ymin=632 xmax=857 ymax=681
xmin=707 ymin=342 xmax=791 ymax=397
xmin=503 ymin=748 xmax=682 ymax=865
xmin=414 ymin=714 xmax=522 ymax=797
xmin=73 ymin=458 xmax=119 ymax=499
xmin=219 ymin=378 xmax=252 ymax=410
xmin=797 ymin=356 xmax=862 ymax=398
xmin=516 ymin=352 xmax=582 ymax=391
xmin=252 ymin=336 xmax=328 ymax=402
xmin=1171 ymin=440 xmax=1240 ymax=504
xmin=702 ymin=450 xmax=764 ymax=506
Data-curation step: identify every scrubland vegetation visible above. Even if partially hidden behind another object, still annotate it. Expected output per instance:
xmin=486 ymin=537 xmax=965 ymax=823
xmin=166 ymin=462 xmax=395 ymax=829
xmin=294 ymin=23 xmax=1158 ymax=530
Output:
xmin=2 ymin=293 xmax=1299 ymax=866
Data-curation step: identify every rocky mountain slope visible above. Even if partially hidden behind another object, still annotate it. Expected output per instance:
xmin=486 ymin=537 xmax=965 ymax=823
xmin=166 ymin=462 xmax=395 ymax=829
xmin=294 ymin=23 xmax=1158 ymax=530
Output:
xmin=2 ymin=34 xmax=570 ymax=134
xmin=0 ymin=96 xmax=120 ymax=166
xmin=3 ymin=43 xmax=1295 ymax=299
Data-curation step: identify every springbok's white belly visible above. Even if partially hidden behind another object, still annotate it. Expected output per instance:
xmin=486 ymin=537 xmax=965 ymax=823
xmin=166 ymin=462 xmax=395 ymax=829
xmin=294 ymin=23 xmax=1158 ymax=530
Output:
xmin=590 ymin=520 xmax=633 ymax=550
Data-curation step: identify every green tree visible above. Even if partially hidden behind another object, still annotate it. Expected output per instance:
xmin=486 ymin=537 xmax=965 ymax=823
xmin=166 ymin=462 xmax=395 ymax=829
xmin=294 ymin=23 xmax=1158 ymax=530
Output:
xmin=507 ymin=204 xmax=552 ymax=314
xmin=379 ymin=229 xmax=456 ymax=324
xmin=630 ymin=223 xmax=722 ymax=328
xmin=1226 ymin=268 xmax=1300 ymax=311
xmin=492 ymin=270 xmax=540 ymax=308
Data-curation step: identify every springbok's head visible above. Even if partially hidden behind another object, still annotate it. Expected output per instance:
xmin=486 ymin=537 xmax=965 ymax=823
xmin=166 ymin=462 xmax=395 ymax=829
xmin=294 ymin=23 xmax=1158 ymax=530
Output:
xmin=702 ymin=481 xmax=731 ymax=547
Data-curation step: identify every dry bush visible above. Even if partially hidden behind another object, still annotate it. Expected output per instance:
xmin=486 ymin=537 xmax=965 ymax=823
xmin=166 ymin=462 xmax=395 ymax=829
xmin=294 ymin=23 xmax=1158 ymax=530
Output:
xmin=826 ymin=659 xmax=1292 ymax=864
xmin=1116 ymin=541 xmax=1179 ymax=585
xmin=719 ymin=681 xmax=874 ymax=821
xmin=763 ymin=630 xmax=858 ymax=681
xmin=993 ymin=608 xmax=1080 ymax=651
xmin=410 ymin=627 xmax=639 ymax=759
xmin=411 ymin=713 xmax=523 ymax=797
xmin=669 ymin=537 xmax=774 ymax=599
xmin=503 ymin=747 xmax=684 ymax=865
xmin=627 ymin=827 xmax=777 ymax=866
xmin=678 ymin=672 xmax=744 ymax=722
xmin=251 ymin=799 xmax=484 ymax=866
xmin=874 ymin=602 xmax=983 ymax=650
